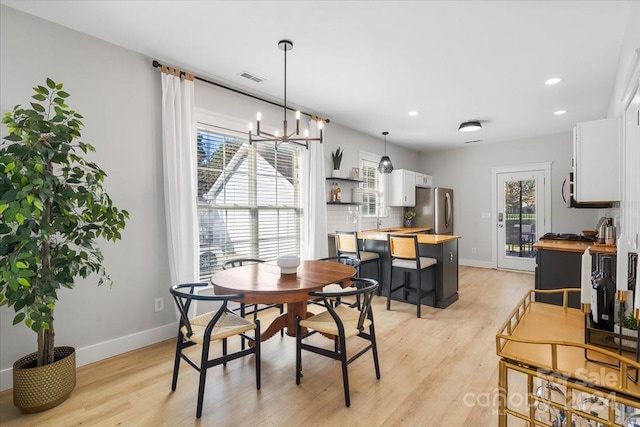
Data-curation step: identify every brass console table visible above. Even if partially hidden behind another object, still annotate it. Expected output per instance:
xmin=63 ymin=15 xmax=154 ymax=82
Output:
xmin=496 ymin=289 xmax=640 ymax=426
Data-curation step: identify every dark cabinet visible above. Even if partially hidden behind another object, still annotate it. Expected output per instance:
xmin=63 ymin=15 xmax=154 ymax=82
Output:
xmin=535 ymin=249 xmax=616 ymax=309
xmin=419 ymin=239 xmax=459 ymax=308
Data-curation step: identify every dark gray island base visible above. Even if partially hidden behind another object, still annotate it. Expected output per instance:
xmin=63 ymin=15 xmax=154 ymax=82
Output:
xmin=330 ymin=230 xmax=460 ymax=309
xmin=532 ymin=239 xmax=617 ymax=309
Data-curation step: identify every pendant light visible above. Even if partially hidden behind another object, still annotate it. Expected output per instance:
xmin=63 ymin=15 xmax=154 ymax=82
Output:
xmin=378 ymin=131 xmax=394 ymax=174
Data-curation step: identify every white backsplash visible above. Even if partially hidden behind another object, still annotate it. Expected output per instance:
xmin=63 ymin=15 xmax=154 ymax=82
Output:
xmin=326 ymin=205 xmax=404 ymax=234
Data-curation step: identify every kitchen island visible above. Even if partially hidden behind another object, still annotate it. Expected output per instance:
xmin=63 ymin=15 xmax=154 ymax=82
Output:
xmin=532 ymin=239 xmax=617 ymax=308
xmin=328 ymin=228 xmax=460 ymax=308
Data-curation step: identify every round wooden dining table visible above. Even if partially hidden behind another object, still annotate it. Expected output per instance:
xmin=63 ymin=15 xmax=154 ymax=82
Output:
xmin=210 ymin=260 xmax=356 ymax=341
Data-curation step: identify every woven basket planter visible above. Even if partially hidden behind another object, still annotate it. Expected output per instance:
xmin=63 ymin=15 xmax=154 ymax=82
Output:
xmin=13 ymin=346 xmax=76 ymax=413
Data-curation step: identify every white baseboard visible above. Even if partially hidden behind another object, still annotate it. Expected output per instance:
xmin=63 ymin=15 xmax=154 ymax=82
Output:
xmin=459 ymin=258 xmax=495 ymax=269
xmin=0 ymin=322 xmax=177 ymax=392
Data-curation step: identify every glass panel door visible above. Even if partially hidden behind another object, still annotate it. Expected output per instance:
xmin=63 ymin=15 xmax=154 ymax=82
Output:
xmin=497 ymin=170 xmax=545 ymax=271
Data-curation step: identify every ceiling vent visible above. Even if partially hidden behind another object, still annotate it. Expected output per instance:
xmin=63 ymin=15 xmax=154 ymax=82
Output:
xmin=239 ymin=71 xmax=265 ymax=83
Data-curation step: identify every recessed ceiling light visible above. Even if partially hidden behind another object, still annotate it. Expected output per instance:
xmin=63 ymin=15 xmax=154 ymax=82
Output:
xmin=554 ymin=110 xmax=567 ymax=115
xmin=408 ymin=111 xmax=419 ymax=116
xmin=458 ymin=120 xmax=482 ymax=132
xmin=545 ymin=77 xmax=562 ymax=85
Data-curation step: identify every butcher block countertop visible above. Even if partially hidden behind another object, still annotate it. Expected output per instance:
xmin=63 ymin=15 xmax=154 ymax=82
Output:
xmin=532 ymin=239 xmax=617 ymax=254
xmin=330 ymin=228 xmax=460 ymax=244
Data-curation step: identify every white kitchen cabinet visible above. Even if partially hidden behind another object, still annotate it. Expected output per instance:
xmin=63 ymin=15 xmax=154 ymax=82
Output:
xmin=386 ymin=169 xmax=415 ymax=206
xmin=573 ymin=118 xmax=620 ymax=202
xmin=415 ymin=173 xmax=433 ymax=188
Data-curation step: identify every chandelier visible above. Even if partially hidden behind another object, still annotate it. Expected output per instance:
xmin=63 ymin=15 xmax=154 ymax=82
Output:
xmin=249 ymin=40 xmax=324 ymax=149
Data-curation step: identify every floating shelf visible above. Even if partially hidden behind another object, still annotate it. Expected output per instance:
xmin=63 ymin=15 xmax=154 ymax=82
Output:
xmin=325 ymin=177 xmax=363 ymax=182
xmin=326 ymin=202 xmax=362 ymax=205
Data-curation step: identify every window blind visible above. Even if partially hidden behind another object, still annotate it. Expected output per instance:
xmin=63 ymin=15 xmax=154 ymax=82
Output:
xmin=360 ymin=157 xmax=380 ymax=217
xmin=196 ymin=126 xmax=301 ymax=279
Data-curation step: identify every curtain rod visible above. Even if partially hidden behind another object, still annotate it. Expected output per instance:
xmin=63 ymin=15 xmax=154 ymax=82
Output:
xmin=152 ymin=60 xmax=329 ymax=123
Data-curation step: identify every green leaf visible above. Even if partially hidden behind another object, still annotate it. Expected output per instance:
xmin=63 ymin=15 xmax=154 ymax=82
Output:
xmin=31 ymin=103 xmax=45 ymax=113
xmin=13 ymin=313 xmax=25 ymax=325
xmin=57 ymin=91 xmax=70 ymax=98
xmin=36 ymin=85 xmax=50 ymax=95
xmin=17 ymin=277 xmax=30 ymax=288
xmin=32 ymin=94 xmax=47 ymax=101
xmin=46 ymin=78 xmax=56 ymax=89
xmin=15 ymin=212 xmax=24 ymax=225
xmin=4 ymin=162 xmax=15 ymax=173
xmin=15 ymin=261 xmax=28 ymax=269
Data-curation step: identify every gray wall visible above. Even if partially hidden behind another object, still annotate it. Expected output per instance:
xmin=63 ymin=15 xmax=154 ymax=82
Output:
xmin=0 ymin=6 xmax=174 ymax=390
xmin=419 ymin=132 xmax=599 ymax=266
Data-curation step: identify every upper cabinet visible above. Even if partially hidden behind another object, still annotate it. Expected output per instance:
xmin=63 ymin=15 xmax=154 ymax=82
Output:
xmin=386 ymin=169 xmax=416 ymax=206
xmin=573 ymin=118 xmax=621 ymax=202
xmin=415 ymin=173 xmax=433 ymax=188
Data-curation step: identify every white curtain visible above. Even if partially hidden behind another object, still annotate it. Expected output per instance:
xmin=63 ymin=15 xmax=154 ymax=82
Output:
xmin=161 ymin=68 xmax=198 ymax=286
xmin=301 ymin=121 xmax=328 ymax=260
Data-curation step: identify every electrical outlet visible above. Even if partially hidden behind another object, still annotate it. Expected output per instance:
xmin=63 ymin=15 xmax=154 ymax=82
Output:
xmin=471 ymin=247 xmax=477 ymax=254
xmin=154 ymin=297 xmax=164 ymax=312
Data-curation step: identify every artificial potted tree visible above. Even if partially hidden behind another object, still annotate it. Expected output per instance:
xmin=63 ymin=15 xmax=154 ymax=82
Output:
xmin=331 ymin=147 xmax=343 ymax=177
xmin=0 ymin=78 xmax=129 ymax=412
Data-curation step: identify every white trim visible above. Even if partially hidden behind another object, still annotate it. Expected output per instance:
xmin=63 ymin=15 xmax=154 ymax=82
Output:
xmin=621 ymin=48 xmax=640 ymax=108
xmin=491 ymin=162 xmax=552 ymax=269
xmin=0 ymin=323 xmax=177 ymax=392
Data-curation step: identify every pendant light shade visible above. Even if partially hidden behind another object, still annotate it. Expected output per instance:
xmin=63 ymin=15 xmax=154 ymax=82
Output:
xmin=378 ymin=131 xmax=394 ymax=174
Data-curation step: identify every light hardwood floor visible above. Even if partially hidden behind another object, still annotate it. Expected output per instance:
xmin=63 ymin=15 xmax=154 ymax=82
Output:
xmin=0 ymin=266 xmax=533 ymax=426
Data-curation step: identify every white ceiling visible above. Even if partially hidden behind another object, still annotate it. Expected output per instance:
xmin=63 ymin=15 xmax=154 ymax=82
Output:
xmin=1 ymin=0 xmax=632 ymax=152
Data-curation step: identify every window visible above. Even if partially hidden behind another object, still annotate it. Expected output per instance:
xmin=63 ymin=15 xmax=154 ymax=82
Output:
xmin=359 ymin=150 xmax=384 ymax=217
xmin=196 ymin=124 xmax=301 ymax=279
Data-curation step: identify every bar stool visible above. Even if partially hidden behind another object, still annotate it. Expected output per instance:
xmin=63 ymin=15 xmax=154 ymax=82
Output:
xmin=387 ymin=234 xmax=437 ymax=318
xmin=335 ymin=230 xmax=382 ymax=293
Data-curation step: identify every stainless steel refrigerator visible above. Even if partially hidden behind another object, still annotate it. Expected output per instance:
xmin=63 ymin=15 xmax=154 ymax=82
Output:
xmin=414 ymin=187 xmax=454 ymax=234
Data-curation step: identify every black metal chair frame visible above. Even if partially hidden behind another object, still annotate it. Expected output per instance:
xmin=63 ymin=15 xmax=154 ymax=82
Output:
xmin=170 ymin=283 xmax=261 ymax=418
xmin=335 ymin=230 xmax=382 ymax=295
xmin=222 ymin=258 xmax=284 ymax=342
xmin=317 ymin=256 xmax=363 ymax=308
xmin=295 ymin=278 xmax=381 ymax=407
xmin=387 ymin=233 xmax=437 ymax=318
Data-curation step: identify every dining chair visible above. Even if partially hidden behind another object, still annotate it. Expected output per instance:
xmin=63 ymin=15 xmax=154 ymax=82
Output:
xmin=169 ymin=283 xmax=261 ymax=418
xmin=296 ymin=277 xmax=380 ymax=407
xmin=222 ymin=258 xmax=284 ymax=339
xmin=316 ymin=256 xmax=362 ymax=308
xmin=387 ymin=233 xmax=437 ymax=318
xmin=335 ymin=230 xmax=382 ymax=293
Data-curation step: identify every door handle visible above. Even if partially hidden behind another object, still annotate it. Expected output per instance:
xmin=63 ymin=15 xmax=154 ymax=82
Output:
xmin=498 ymin=224 xmax=504 ymax=228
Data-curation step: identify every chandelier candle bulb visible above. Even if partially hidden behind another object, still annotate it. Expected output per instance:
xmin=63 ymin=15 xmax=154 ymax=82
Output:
xmin=581 ymin=248 xmax=592 ymax=307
